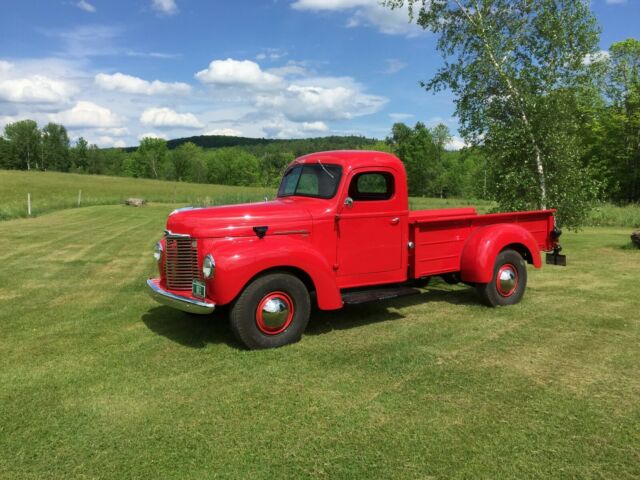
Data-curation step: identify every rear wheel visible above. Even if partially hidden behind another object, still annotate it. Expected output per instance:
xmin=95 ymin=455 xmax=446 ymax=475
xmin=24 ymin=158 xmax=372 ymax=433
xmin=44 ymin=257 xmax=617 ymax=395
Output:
xmin=230 ymin=272 xmax=311 ymax=349
xmin=476 ymin=249 xmax=527 ymax=307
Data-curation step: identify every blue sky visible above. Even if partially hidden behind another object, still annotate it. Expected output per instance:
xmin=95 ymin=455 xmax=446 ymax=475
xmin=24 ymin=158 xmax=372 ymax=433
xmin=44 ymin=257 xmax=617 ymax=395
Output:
xmin=0 ymin=0 xmax=638 ymax=149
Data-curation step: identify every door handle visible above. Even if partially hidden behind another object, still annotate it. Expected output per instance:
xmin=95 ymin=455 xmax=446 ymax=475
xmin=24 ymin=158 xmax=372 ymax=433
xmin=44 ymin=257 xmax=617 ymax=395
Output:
xmin=390 ymin=217 xmax=400 ymax=225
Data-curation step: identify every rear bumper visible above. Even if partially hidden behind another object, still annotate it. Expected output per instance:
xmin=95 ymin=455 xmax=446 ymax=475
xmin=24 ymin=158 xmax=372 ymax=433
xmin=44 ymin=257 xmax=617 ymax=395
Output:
xmin=146 ymin=278 xmax=216 ymax=314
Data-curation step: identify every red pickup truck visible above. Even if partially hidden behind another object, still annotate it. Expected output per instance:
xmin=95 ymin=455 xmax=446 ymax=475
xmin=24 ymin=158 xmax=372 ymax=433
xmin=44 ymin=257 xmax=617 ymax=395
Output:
xmin=147 ymin=150 xmax=564 ymax=349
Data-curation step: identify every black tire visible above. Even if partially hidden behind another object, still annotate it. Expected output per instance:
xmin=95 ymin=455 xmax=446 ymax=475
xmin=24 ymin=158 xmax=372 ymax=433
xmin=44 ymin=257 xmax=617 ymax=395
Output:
xmin=476 ymin=249 xmax=527 ymax=307
xmin=230 ymin=272 xmax=311 ymax=349
xmin=441 ymin=273 xmax=461 ymax=285
xmin=413 ymin=276 xmax=432 ymax=288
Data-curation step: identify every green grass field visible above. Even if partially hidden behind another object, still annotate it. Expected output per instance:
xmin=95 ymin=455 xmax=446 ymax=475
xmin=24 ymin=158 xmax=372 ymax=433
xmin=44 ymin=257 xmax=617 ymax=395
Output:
xmin=0 ymin=170 xmax=639 ymax=478
xmin=0 ymin=169 xmax=272 ymax=221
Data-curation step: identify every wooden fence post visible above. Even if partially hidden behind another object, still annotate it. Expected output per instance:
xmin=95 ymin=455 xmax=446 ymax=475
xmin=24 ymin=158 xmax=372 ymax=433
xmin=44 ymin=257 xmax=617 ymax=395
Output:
xmin=27 ymin=193 xmax=31 ymax=216
xmin=78 ymin=189 xmax=82 ymax=207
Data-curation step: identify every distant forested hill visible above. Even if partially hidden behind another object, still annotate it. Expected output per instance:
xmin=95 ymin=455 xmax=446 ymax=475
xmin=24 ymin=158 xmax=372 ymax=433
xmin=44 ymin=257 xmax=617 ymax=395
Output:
xmin=163 ymin=134 xmax=378 ymax=154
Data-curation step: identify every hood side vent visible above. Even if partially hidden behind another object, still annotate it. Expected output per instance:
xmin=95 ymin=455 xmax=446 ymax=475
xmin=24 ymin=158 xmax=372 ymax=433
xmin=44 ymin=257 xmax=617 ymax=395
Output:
xmin=253 ymin=226 xmax=268 ymax=239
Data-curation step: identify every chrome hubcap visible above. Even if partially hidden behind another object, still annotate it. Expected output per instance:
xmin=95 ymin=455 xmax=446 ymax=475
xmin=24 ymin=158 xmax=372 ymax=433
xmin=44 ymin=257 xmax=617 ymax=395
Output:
xmin=497 ymin=265 xmax=518 ymax=297
xmin=256 ymin=291 xmax=294 ymax=335
xmin=261 ymin=297 xmax=290 ymax=330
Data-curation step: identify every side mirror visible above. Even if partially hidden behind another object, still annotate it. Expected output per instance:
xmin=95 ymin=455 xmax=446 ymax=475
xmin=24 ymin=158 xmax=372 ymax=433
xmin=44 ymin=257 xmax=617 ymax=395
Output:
xmin=344 ymin=197 xmax=354 ymax=209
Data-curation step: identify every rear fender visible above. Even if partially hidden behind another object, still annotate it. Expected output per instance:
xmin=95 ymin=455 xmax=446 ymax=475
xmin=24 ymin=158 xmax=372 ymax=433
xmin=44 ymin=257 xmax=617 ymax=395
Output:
xmin=460 ymin=224 xmax=541 ymax=284
xmin=203 ymin=236 xmax=342 ymax=310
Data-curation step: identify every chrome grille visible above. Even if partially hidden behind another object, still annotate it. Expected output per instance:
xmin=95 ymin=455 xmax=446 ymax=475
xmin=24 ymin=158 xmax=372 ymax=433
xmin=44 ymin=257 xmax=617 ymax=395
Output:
xmin=165 ymin=235 xmax=198 ymax=290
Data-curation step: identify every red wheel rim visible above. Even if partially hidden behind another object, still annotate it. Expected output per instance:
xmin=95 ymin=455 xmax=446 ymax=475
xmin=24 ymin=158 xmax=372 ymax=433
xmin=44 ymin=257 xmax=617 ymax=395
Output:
xmin=256 ymin=291 xmax=294 ymax=335
xmin=496 ymin=264 xmax=518 ymax=297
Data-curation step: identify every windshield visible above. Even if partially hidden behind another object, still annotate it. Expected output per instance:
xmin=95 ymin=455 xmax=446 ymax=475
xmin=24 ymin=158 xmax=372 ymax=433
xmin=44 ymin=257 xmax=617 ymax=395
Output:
xmin=277 ymin=163 xmax=342 ymax=199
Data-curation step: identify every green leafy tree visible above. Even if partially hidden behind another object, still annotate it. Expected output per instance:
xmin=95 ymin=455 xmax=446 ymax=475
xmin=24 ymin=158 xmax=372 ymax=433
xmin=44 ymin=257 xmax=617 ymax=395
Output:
xmin=135 ymin=137 xmax=168 ymax=179
xmin=41 ymin=122 xmax=70 ymax=171
xmin=207 ymin=148 xmax=259 ymax=186
xmin=386 ymin=122 xmax=443 ymax=196
xmin=258 ymin=152 xmax=294 ymax=187
xmin=71 ymin=137 xmax=89 ymax=172
xmin=171 ymin=142 xmax=204 ymax=181
xmin=386 ymin=0 xmax=601 ymax=226
xmin=0 ymin=137 xmax=8 ymax=168
xmin=3 ymin=120 xmax=41 ymax=170
xmin=604 ymin=39 xmax=640 ymax=202
xmin=364 ymin=141 xmax=394 ymax=154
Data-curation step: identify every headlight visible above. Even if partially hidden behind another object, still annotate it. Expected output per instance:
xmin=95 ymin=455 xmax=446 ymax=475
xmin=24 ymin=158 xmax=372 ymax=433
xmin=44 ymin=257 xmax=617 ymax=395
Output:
xmin=153 ymin=241 xmax=163 ymax=262
xmin=202 ymin=254 xmax=215 ymax=279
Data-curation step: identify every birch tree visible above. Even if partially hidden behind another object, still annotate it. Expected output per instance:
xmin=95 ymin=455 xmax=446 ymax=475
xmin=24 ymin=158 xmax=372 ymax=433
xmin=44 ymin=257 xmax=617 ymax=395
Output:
xmin=385 ymin=0 xmax=601 ymax=226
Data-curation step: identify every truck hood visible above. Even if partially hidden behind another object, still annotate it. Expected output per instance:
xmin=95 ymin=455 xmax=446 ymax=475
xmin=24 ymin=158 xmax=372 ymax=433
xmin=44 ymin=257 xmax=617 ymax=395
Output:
xmin=165 ymin=199 xmax=313 ymax=238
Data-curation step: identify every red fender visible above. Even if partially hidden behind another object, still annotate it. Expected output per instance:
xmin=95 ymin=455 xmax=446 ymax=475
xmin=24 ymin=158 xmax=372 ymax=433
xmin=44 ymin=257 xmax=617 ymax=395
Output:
xmin=460 ymin=224 xmax=542 ymax=284
xmin=201 ymin=236 xmax=343 ymax=310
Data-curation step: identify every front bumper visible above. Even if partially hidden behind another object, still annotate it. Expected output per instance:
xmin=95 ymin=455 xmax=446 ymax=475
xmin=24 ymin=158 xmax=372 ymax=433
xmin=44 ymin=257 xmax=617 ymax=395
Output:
xmin=146 ymin=278 xmax=216 ymax=314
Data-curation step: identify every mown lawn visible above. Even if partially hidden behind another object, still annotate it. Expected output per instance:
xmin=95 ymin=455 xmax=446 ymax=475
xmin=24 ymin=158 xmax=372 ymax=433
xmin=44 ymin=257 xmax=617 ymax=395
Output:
xmin=0 ymin=204 xmax=638 ymax=479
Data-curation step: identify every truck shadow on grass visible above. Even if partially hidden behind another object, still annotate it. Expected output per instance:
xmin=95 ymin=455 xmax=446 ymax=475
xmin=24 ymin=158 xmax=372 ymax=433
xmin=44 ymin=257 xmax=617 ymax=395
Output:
xmin=141 ymin=307 xmax=239 ymax=349
xmin=141 ymin=285 xmax=479 ymax=348
xmin=306 ymin=286 xmax=480 ymax=336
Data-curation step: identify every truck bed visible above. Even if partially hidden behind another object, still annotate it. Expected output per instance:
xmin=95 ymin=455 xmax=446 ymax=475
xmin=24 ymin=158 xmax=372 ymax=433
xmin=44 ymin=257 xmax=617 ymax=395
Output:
xmin=409 ymin=208 xmax=555 ymax=278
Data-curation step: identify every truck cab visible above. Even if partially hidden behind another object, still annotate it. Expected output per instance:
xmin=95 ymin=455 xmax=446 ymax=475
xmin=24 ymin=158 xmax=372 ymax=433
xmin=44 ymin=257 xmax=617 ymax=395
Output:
xmin=147 ymin=150 xmax=562 ymax=349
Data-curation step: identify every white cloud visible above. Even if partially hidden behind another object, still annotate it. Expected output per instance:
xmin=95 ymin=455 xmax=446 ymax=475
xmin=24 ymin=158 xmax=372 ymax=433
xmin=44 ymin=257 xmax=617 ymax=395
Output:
xmin=256 ymin=82 xmax=386 ymax=122
xmin=140 ymin=107 xmax=203 ymax=129
xmin=95 ymin=72 xmax=191 ymax=95
xmin=302 ymin=121 xmax=328 ymax=132
xmin=139 ymin=132 xmax=167 ymax=140
xmin=446 ymin=136 xmax=467 ymax=151
xmin=152 ymin=0 xmax=178 ymax=15
xmin=0 ymin=62 xmax=76 ymax=104
xmin=291 ymin=0 xmax=422 ymax=37
xmin=203 ymin=127 xmax=242 ymax=136
xmin=255 ymin=48 xmax=287 ymax=61
xmin=383 ymin=58 xmax=407 ymax=74
xmin=0 ymin=115 xmax=17 ymax=130
xmin=0 ymin=60 xmax=13 ymax=74
xmin=91 ymin=136 xmax=126 ymax=148
xmin=262 ymin=117 xmax=331 ymax=139
xmin=50 ymin=101 xmax=122 ymax=128
xmin=267 ymin=61 xmax=309 ymax=78
xmin=95 ymin=127 xmax=129 ymax=137
xmin=583 ymin=50 xmax=610 ymax=66
xmin=50 ymin=25 xmax=122 ymax=57
xmin=292 ymin=0 xmax=370 ymax=9
xmin=389 ymin=112 xmax=414 ymax=121
xmin=195 ymin=59 xmax=283 ymax=89
xmin=76 ymin=0 xmax=96 ymax=12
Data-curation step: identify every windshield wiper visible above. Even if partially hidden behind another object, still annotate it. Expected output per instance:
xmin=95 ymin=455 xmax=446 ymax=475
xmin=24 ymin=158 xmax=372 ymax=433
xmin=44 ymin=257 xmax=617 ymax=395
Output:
xmin=317 ymin=159 xmax=335 ymax=179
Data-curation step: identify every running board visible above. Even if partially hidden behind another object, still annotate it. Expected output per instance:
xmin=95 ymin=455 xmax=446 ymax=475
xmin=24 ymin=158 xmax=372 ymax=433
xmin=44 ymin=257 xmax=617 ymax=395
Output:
xmin=341 ymin=286 xmax=421 ymax=305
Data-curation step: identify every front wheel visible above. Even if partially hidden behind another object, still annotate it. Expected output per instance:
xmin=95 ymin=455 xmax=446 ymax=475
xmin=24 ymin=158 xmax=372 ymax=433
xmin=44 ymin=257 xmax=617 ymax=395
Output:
xmin=230 ymin=272 xmax=311 ymax=349
xmin=476 ymin=249 xmax=527 ymax=307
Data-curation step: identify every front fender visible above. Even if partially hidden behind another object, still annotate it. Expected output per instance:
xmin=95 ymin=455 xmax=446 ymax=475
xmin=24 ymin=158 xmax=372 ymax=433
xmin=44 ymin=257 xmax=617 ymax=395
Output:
xmin=460 ymin=224 xmax=542 ymax=284
xmin=203 ymin=236 xmax=342 ymax=310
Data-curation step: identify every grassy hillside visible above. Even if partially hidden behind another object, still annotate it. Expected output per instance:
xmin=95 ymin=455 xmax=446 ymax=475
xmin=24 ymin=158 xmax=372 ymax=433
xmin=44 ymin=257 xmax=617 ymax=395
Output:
xmin=0 ymin=204 xmax=638 ymax=478
xmin=0 ymin=169 xmax=272 ymax=221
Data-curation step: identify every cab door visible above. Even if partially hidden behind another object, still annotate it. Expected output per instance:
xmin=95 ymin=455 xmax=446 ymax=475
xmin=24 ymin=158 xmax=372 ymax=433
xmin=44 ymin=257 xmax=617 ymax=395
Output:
xmin=336 ymin=168 xmax=407 ymax=288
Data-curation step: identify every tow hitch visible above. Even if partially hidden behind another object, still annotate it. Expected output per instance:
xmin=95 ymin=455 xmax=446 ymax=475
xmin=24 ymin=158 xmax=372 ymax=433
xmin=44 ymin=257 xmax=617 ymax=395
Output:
xmin=546 ymin=246 xmax=567 ymax=266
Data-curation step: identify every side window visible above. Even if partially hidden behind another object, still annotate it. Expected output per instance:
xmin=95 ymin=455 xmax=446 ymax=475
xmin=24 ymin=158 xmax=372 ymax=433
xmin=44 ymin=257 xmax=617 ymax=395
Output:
xmin=348 ymin=172 xmax=395 ymax=201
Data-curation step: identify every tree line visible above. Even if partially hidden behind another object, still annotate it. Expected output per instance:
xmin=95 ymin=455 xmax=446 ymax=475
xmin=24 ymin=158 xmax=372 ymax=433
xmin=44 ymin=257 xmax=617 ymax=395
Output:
xmin=0 ymin=120 xmax=462 ymax=191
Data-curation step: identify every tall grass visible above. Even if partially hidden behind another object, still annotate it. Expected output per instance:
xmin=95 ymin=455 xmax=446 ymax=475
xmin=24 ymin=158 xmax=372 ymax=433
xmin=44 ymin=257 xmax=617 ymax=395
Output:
xmin=587 ymin=202 xmax=640 ymax=228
